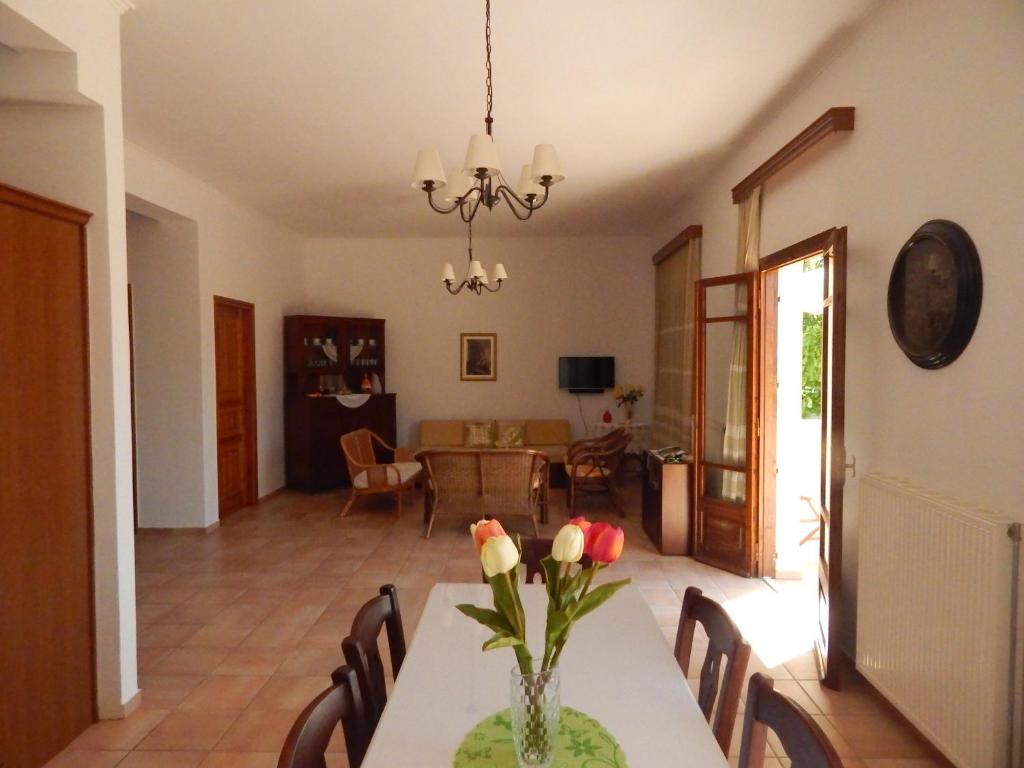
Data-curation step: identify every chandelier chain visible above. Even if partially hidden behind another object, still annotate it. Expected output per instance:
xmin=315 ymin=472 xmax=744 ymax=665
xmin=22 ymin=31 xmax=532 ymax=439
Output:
xmin=485 ymin=0 xmax=493 ymax=135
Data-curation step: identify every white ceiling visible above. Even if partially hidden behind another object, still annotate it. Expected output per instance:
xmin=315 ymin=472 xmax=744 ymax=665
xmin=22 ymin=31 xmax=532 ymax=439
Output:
xmin=121 ymin=1 xmax=877 ymax=238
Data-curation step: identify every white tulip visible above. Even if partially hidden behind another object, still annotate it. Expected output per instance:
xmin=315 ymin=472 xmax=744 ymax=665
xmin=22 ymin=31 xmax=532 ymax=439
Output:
xmin=551 ymin=524 xmax=585 ymax=563
xmin=481 ymin=535 xmax=520 ymax=577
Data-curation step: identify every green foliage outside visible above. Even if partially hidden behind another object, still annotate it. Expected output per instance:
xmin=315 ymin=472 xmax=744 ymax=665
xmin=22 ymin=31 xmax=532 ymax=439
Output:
xmin=802 ymin=312 xmax=822 ymax=419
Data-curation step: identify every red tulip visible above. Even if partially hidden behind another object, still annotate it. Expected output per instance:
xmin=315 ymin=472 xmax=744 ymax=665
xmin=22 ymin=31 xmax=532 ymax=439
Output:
xmin=470 ymin=519 xmax=506 ymax=551
xmin=568 ymin=516 xmax=591 ymax=534
xmin=585 ymin=522 xmax=625 ymax=564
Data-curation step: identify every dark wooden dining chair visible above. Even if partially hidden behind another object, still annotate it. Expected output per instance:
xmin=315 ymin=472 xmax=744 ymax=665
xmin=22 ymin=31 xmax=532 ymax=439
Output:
xmin=674 ymin=586 xmax=752 ymax=755
xmin=738 ymin=673 xmax=844 ymax=768
xmin=479 ymin=537 xmax=593 ymax=584
xmin=278 ymin=665 xmax=370 ymax=768
xmin=342 ymin=584 xmax=407 ymax=730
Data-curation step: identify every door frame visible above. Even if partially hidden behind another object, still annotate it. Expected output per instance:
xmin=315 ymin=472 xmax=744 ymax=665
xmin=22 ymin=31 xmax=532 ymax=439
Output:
xmin=213 ymin=295 xmax=258 ymax=517
xmin=757 ymin=227 xmax=847 ymax=688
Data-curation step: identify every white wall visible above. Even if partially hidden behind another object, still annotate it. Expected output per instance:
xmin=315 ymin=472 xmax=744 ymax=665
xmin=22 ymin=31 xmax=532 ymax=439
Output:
xmin=652 ymin=0 xmax=1024 ymax=649
xmin=0 ymin=0 xmax=137 ymax=718
xmin=126 ymin=209 xmax=207 ymax=528
xmin=125 ymin=143 xmax=308 ymax=523
xmin=303 ymin=236 xmax=655 ymax=446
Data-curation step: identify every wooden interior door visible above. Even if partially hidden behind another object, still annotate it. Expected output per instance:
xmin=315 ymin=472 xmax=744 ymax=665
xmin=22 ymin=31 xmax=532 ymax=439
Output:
xmin=0 ymin=183 xmax=96 ymax=768
xmin=816 ymin=227 xmax=847 ymax=689
xmin=214 ymin=296 xmax=257 ymax=518
xmin=693 ymin=272 xmax=760 ymax=576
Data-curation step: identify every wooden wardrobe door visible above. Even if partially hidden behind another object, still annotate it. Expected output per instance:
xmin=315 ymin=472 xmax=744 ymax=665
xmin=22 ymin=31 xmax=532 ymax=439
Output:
xmin=0 ymin=184 xmax=95 ymax=768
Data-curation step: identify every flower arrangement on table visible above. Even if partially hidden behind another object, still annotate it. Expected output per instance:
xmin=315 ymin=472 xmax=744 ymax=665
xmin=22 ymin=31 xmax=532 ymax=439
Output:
xmin=611 ymin=384 xmax=644 ymax=421
xmin=458 ymin=516 xmax=630 ymax=674
xmin=456 ymin=517 xmax=631 ymax=767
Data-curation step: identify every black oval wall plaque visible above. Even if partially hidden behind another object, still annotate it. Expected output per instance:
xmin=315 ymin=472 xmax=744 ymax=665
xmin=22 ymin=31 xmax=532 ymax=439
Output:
xmin=887 ymin=219 xmax=982 ymax=369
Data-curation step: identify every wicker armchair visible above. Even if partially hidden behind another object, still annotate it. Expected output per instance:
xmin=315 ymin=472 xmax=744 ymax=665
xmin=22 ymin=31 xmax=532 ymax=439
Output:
xmin=415 ymin=449 xmax=549 ymax=538
xmin=565 ymin=430 xmax=632 ymax=516
xmin=339 ymin=429 xmax=421 ymax=517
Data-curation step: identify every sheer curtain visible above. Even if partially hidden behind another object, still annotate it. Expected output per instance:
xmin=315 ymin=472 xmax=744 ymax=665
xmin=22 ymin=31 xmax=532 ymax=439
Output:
xmin=721 ymin=186 xmax=761 ymax=502
xmin=653 ymin=237 xmax=701 ymax=451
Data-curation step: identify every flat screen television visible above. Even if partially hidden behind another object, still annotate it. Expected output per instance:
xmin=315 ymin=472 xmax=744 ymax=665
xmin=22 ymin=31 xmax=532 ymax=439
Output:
xmin=558 ymin=356 xmax=615 ymax=393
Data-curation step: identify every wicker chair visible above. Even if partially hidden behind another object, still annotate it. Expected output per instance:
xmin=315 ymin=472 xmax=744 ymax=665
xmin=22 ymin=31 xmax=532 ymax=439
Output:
xmin=339 ymin=429 xmax=421 ymax=517
xmin=565 ymin=430 xmax=632 ymax=516
xmin=416 ymin=449 xmax=549 ymax=538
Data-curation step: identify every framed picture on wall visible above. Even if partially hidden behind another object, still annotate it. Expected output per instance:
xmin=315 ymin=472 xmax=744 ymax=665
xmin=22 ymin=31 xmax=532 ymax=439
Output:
xmin=460 ymin=332 xmax=497 ymax=381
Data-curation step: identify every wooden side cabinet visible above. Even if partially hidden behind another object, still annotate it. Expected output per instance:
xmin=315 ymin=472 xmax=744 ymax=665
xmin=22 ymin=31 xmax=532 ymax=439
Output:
xmin=642 ymin=451 xmax=692 ymax=555
xmin=283 ymin=315 xmax=397 ymax=492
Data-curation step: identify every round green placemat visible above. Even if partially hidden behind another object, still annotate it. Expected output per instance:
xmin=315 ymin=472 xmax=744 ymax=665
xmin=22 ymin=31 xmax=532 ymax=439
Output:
xmin=453 ymin=706 xmax=627 ymax=768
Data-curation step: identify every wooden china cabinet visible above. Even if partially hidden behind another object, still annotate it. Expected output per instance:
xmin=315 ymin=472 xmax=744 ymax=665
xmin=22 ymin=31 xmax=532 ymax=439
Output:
xmin=284 ymin=314 xmax=397 ymax=491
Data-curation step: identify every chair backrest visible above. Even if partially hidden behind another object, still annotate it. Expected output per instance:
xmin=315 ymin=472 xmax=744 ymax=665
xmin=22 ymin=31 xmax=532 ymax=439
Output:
xmin=674 ymin=586 xmax=752 ymax=755
xmin=277 ymin=665 xmax=369 ymax=768
xmin=479 ymin=450 xmax=546 ymax=503
xmin=519 ymin=537 xmax=593 ymax=583
xmin=567 ymin=427 xmax=625 ymax=458
xmin=341 ymin=584 xmax=407 ymax=730
xmin=340 ymin=429 xmax=376 ymax=477
xmin=604 ymin=431 xmax=633 ymax=471
xmin=738 ymin=673 xmax=844 ymax=768
xmin=417 ymin=450 xmax=482 ymax=501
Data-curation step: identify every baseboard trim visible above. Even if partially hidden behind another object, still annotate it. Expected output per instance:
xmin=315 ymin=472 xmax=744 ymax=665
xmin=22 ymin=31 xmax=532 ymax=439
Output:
xmin=100 ymin=688 xmax=141 ymax=721
xmin=121 ymin=689 xmax=142 ymax=717
xmin=258 ymin=486 xmax=288 ymax=503
xmin=136 ymin=520 xmax=219 ymax=536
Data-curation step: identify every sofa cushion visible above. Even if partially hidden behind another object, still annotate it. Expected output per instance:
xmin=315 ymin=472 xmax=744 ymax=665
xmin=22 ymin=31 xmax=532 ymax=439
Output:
xmin=525 ymin=419 xmax=571 ymax=446
xmin=464 ymin=420 xmax=496 ymax=448
xmin=352 ymin=461 xmax=422 ymax=489
xmin=495 ymin=420 xmax=526 ymax=448
xmin=420 ymin=420 xmax=465 ymax=447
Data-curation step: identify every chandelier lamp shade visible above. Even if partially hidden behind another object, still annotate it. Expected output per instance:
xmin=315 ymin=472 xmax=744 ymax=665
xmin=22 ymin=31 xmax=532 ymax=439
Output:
xmin=443 ymin=221 xmax=507 ymax=295
xmin=411 ymin=0 xmax=564 ymax=223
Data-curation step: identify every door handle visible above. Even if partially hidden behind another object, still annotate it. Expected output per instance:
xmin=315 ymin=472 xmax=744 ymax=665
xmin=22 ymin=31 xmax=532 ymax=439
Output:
xmin=844 ymin=454 xmax=856 ymax=478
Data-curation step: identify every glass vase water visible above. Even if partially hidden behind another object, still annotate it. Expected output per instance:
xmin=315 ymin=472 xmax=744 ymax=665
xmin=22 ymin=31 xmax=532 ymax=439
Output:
xmin=509 ymin=666 xmax=560 ymax=768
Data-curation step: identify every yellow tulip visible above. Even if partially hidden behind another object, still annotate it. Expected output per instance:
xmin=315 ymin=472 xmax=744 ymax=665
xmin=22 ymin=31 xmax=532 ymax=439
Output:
xmin=551 ymin=524 xmax=585 ymax=563
xmin=481 ymin=535 xmax=520 ymax=577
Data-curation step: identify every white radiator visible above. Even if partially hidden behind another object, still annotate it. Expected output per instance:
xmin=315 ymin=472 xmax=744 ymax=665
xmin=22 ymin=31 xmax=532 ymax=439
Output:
xmin=857 ymin=473 xmax=1022 ymax=768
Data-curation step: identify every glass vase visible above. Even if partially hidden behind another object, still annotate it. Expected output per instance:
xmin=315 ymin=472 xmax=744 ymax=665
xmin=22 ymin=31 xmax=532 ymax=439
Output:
xmin=509 ymin=666 xmax=560 ymax=768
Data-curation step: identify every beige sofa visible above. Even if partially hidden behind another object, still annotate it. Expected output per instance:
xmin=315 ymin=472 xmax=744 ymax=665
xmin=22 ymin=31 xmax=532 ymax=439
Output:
xmin=418 ymin=419 xmax=572 ymax=486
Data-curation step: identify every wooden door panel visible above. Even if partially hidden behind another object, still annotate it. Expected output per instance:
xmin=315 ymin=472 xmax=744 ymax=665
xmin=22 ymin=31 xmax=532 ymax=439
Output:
xmin=693 ymin=273 xmax=759 ymax=576
xmin=214 ymin=297 xmax=256 ymax=518
xmin=816 ymin=227 xmax=847 ymax=689
xmin=0 ymin=185 xmax=95 ymax=768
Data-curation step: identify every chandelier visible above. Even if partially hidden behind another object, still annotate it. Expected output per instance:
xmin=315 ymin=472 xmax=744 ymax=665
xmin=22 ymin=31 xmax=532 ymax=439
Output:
xmin=442 ymin=221 xmax=507 ymax=295
xmin=411 ymin=0 xmax=565 ymax=223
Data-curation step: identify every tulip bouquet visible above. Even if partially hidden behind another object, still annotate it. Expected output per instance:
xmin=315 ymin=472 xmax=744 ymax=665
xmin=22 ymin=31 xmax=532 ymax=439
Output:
xmin=456 ymin=516 xmax=631 ymax=676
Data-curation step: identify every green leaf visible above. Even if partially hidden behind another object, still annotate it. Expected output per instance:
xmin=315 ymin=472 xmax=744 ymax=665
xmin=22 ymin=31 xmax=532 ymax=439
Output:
xmin=559 ymin=569 xmax=587 ymax=608
xmin=482 ymin=633 xmax=523 ymax=651
xmin=540 ymin=557 xmax=560 ymax=601
xmin=455 ymin=603 xmax=516 ymax=636
xmin=544 ymin=607 xmax=571 ymax=650
xmin=568 ymin=579 xmax=632 ymax=623
xmin=487 ymin=572 xmax=528 ymax=642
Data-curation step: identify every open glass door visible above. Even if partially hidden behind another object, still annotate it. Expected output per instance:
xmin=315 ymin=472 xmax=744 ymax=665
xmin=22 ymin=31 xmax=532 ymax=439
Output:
xmin=816 ymin=227 xmax=847 ymax=689
xmin=693 ymin=272 xmax=759 ymax=576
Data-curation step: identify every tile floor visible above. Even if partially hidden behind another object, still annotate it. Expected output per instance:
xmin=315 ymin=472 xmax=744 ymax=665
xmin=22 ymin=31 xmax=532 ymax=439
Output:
xmin=47 ymin=482 xmax=942 ymax=768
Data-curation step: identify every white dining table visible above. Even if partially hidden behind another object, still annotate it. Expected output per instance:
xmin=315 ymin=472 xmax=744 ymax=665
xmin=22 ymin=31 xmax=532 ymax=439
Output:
xmin=360 ymin=582 xmax=730 ymax=768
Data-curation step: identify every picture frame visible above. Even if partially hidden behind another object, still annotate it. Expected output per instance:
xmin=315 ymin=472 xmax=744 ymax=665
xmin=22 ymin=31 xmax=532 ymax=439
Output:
xmin=460 ymin=332 xmax=497 ymax=381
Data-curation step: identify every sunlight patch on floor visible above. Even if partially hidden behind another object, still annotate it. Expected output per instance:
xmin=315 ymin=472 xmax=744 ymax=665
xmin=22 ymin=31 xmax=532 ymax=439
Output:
xmin=723 ymin=581 xmax=815 ymax=668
